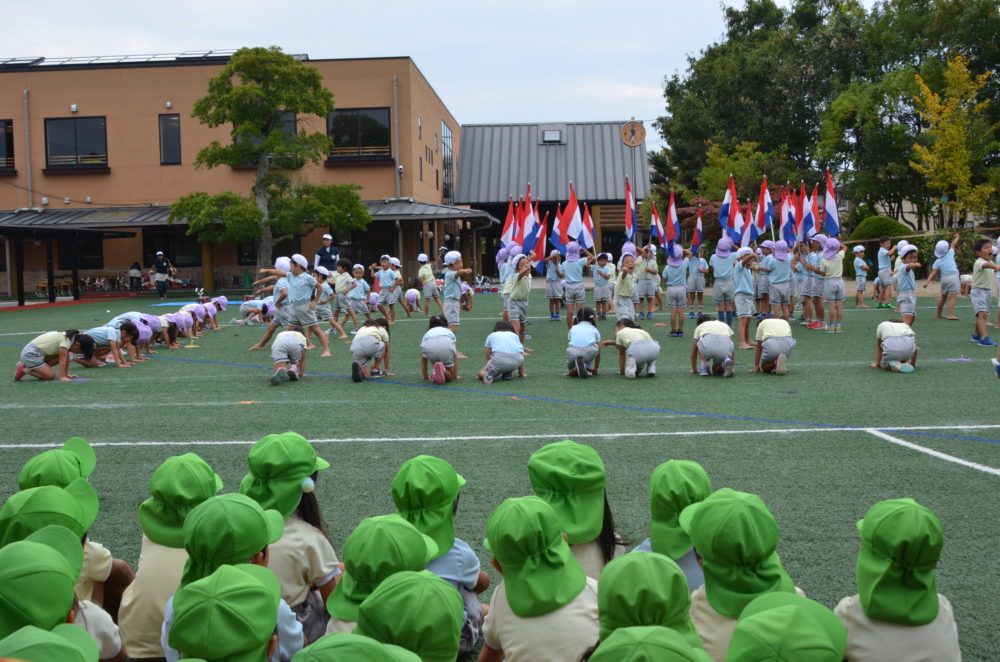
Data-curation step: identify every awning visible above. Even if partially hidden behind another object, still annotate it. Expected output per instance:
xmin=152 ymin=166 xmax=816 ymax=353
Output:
xmin=364 ymin=198 xmax=499 ymax=224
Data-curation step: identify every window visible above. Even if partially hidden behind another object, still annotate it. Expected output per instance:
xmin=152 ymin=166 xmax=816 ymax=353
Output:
xmin=417 ymin=116 xmax=422 ymax=140
xmin=0 ymin=120 xmax=13 ymax=170
xmin=58 ymin=235 xmax=103 ymax=269
xmin=436 ymin=169 xmax=439 ymax=191
xmin=281 ymin=111 xmax=297 ymax=139
xmin=159 ymin=114 xmax=181 ymax=165
xmin=441 ymin=121 xmax=454 ymax=204
xmin=45 ymin=117 xmax=108 ymax=169
xmin=142 ymin=226 xmax=201 ymax=268
xmin=419 ymin=157 xmax=423 ymax=181
xmin=542 ymin=129 xmax=561 ymax=143
xmin=326 ymin=108 xmax=391 ymax=160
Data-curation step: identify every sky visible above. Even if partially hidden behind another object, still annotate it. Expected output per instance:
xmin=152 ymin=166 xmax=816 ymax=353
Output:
xmin=3 ymin=1 xmax=872 ymax=151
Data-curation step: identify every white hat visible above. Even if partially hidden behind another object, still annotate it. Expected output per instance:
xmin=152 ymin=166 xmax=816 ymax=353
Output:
xmin=322 ymin=233 xmax=333 ymax=240
xmin=896 ymin=239 xmax=910 ymax=251
xmin=352 ymin=263 xmax=364 ymax=271
xmin=900 ymin=244 xmax=918 ymax=257
xmin=315 ymin=266 xmax=330 ymax=277
xmin=274 ymin=256 xmax=292 ymax=272
xmin=417 ymin=253 xmax=428 ymax=263
xmin=291 ymin=253 xmax=308 ymax=269
xmin=380 ymin=254 xmax=391 ymax=261
xmin=156 ymin=251 xmax=164 ymax=256
xmin=735 ymin=247 xmax=753 ymax=259
xmin=444 ymin=250 xmax=462 ymax=265
xmin=389 ymin=257 xmax=402 ymax=267
xmin=934 ymin=240 xmax=950 ymax=258
xmin=648 ymin=244 xmax=657 ymax=254
xmin=853 ymin=245 xmax=865 ymax=253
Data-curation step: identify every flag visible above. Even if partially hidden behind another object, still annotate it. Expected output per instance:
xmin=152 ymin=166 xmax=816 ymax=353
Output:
xmin=779 ymin=188 xmax=796 ymax=245
xmin=513 ymin=195 xmax=526 ymax=244
xmin=801 ymin=183 xmax=817 ymax=239
xmin=665 ymin=190 xmax=680 ymax=249
xmin=560 ymin=183 xmax=584 ymax=244
xmin=624 ymin=177 xmax=636 ymax=242
xmin=823 ymin=170 xmax=840 ymax=236
xmin=731 ymin=198 xmax=744 ymax=244
xmin=550 ymin=204 xmax=567 ymax=256
xmin=500 ymin=196 xmax=515 ymax=247
xmin=520 ymin=195 xmax=538 ymax=249
xmin=718 ymin=175 xmax=741 ymax=242
xmin=795 ymin=182 xmax=806 ymax=241
xmin=809 ymin=184 xmax=819 ymax=237
xmin=740 ymin=200 xmax=755 ymax=248
xmin=692 ymin=208 xmax=703 ymax=249
xmin=581 ymin=203 xmax=595 ymax=249
xmin=526 ymin=213 xmax=548 ymax=274
xmin=753 ymin=176 xmax=774 ymax=241
xmin=649 ymin=200 xmax=666 ymax=246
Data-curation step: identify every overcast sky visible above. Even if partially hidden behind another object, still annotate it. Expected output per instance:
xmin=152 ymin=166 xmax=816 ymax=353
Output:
xmin=4 ymin=1 xmax=873 ymax=150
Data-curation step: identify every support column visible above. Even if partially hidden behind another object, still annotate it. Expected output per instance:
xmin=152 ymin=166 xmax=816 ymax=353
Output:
xmin=14 ymin=235 xmax=25 ymax=307
xmin=71 ymin=234 xmax=81 ymax=301
xmin=592 ymin=206 xmax=603 ymax=252
xmin=201 ymin=241 xmax=214 ymax=294
xmin=45 ymin=237 xmax=55 ymax=303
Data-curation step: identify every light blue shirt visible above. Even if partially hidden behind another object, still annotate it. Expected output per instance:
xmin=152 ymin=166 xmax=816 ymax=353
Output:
xmin=769 ymin=257 xmax=791 ymax=284
xmin=854 ymin=257 xmax=868 ymax=277
xmin=421 ymin=326 xmax=457 ymax=344
xmin=710 ymin=253 xmax=735 ymax=280
xmin=734 ymin=262 xmax=754 ymax=294
xmin=443 ymin=269 xmax=462 ymax=299
xmin=662 ymin=262 xmax=687 ymax=286
xmin=878 ymin=246 xmax=891 ymax=270
xmin=562 ymin=260 xmax=585 ymax=283
xmin=284 ymin=271 xmax=317 ymax=303
xmin=377 ymin=268 xmax=399 ymax=289
xmin=545 ymin=261 xmax=562 ymax=281
xmin=567 ymin=321 xmax=601 ymax=347
xmin=898 ymin=263 xmax=917 ymax=291
xmin=933 ymin=249 xmax=958 ymax=275
xmin=319 ymin=282 xmax=333 ymax=300
xmin=630 ymin=538 xmax=705 ymax=591
xmin=426 ymin=538 xmax=480 ymax=590
xmin=809 ymin=251 xmax=823 ymax=275
xmin=107 ymin=312 xmax=142 ymax=328
xmin=485 ymin=330 xmax=523 ymax=354
xmin=688 ymin=257 xmax=707 ymax=277
xmin=593 ymin=264 xmax=613 ymax=286
xmin=794 ymin=262 xmax=806 ymax=282
xmin=499 ymin=262 xmax=513 ymax=287
xmin=347 ymin=278 xmax=369 ymax=300
xmin=84 ymin=326 xmax=121 ymax=346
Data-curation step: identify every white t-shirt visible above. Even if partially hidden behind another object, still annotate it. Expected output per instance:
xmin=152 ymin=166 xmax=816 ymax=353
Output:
xmin=570 ymin=540 xmax=625 ymax=580
xmin=876 ymin=321 xmax=915 ymax=339
xmin=693 ymin=320 xmax=733 ymax=339
xmin=835 ymin=593 xmax=960 ymax=662
xmin=73 ymin=599 xmax=122 ymax=659
xmin=755 ymin=318 xmax=793 ymax=342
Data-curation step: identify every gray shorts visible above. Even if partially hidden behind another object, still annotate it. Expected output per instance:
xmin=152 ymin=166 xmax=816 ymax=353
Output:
xmin=314 ymin=303 xmax=333 ymax=321
xmin=350 ymin=334 xmax=384 ymax=364
xmin=421 ymin=336 xmax=456 ymax=367
xmin=758 ymin=275 xmax=770 ymax=295
xmin=593 ymin=284 xmax=611 ymax=302
xmin=940 ymin=273 xmax=960 ymax=295
xmin=856 ymin=277 xmax=867 ymax=293
xmin=878 ymin=268 xmax=893 ymax=287
xmin=443 ymin=298 xmax=461 ymax=326
xmin=635 ymin=279 xmax=658 ymax=299
xmin=971 ymin=287 xmax=991 ymax=314
xmin=713 ymin=278 xmax=735 ymax=304
xmin=666 ymin=285 xmax=686 ymax=308
xmin=770 ymin=281 xmax=791 ymax=305
xmin=761 ymin=336 xmax=796 ymax=364
xmin=20 ymin=342 xmax=47 ymax=370
xmin=697 ymin=334 xmax=734 ymax=362
xmin=378 ymin=287 xmax=399 ymax=306
xmin=271 ymin=335 xmax=303 ymax=365
xmin=350 ymin=298 xmax=369 ymax=315
xmin=824 ymin=278 xmax=845 ymax=303
xmin=897 ymin=290 xmax=917 ymax=317
xmin=566 ymin=344 xmax=598 ymax=370
xmin=336 ymin=293 xmax=351 ymax=312
xmin=240 ymin=302 xmax=256 ymax=318
xmin=735 ymin=292 xmax=755 ymax=318
xmin=626 ymin=338 xmax=660 ymax=372
xmin=507 ymin=299 xmax=529 ymax=322
xmin=881 ymin=335 xmax=916 ymax=364
xmin=563 ymin=282 xmax=586 ymax=304
xmin=614 ymin=296 xmax=635 ymax=321
xmin=274 ymin=305 xmax=291 ymax=327
xmin=687 ymin=273 xmax=706 ymax=293
xmin=485 ymin=351 xmax=523 ymax=376
xmin=545 ymin=281 xmax=564 ymax=299
xmin=289 ymin=301 xmax=318 ymax=328
xmin=422 ymin=282 xmax=440 ymax=299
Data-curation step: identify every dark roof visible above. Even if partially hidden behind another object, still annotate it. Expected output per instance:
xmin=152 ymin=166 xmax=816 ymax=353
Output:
xmin=364 ymin=198 xmax=498 ymax=223
xmin=454 ymin=121 xmax=651 ymax=205
xmin=0 ymin=51 xmax=308 ymax=72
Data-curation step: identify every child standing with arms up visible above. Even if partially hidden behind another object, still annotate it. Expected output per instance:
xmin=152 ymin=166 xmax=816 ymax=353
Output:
xmin=733 ymin=247 xmax=757 ymax=350
xmin=417 ymin=253 xmax=443 ymax=316
xmin=634 ymin=244 xmax=660 ymax=319
xmin=442 ymin=250 xmax=472 ymax=334
xmin=924 ymin=233 xmax=962 ymax=320
xmin=343 ymin=264 xmax=372 ymax=330
xmin=822 ymin=236 xmax=847 ymax=333
xmin=544 ymin=250 xmax=565 ymax=321
xmin=876 ymin=236 xmax=896 ymax=308
xmin=853 ymin=245 xmax=870 ymax=309
xmin=613 ymin=253 xmax=636 ymax=321
xmin=561 ymin=242 xmax=594 ymax=329
xmin=506 ymin=252 xmax=534 ymax=347
xmin=370 ymin=255 xmax=402 ymax=324
xmin=593 ymin=253 xmax=615 ymax=320
xmin=314 ymin=268 xmax=348 ymax=339
xmin=662 ymin=245 xmax=689 ymax=337
xmin=686 ymin=245 xmax=709 ymax=319
xmin=969 ymin=239 xmax=999 ymax=346
xmin=896 ymin=244 xmax=921 ymax=326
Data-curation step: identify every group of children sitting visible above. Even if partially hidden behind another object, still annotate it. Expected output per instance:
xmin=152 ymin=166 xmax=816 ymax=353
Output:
xmin=0 ymin=435 xmax=961 ymax=661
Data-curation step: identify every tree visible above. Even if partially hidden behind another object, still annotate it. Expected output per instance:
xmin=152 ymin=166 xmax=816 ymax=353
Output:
xmin=910 ymin=55 xmax=996 ymax=226
xmin=168 ymin=46 xmax=371 ymax=271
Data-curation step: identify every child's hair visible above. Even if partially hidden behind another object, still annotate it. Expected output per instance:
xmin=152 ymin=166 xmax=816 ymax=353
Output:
xmin=363 ymin=317 xmax=391 ymax=337
xmin=72 ymin=332 xmax=95 ymax=360
xmin=166 ymin=322 xmax=178 ymax=345
xmin=696 ymin=313 xmax=716 ymax=325
xmin=493 ymin=320 xmax=515 ymax=333
xmin=973 ymin=238 xmax=992 ymax=253
xmin=879 ymin=236 xmax=890 ymax=244
xmin=295 ymin=471 xmax=329 ymax=537
xmin=65 ymin=329 xmax=81 ymax=343
xmin=119 ymin=321 xmax=139 ymax=342
xmin=597 ymin=493 xmax=625 ymax=565
xmin=315 ymin=271 xmax=327 ymax=281
xmin=427 ymin=315 xmax=448 ymax=330
xmin=338 ymin=258 xmax=352 ymax=270
xmin=574 ymin=307 xmax=596 ymax=325
xmin=616 ymin=318 xmax=640 ymax=330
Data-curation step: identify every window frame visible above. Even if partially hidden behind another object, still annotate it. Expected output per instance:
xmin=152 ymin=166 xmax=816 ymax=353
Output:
xmin=325 ymin=107 xmax=392 ymax=163
xmin=58 ymin=234 xmax=103 ymax=270
xmin=0 ymin=119 xmax=14 ymax=171
xmin=43 ymin=116 xmax=109 ymax=172
xmin=158 ymin=113 xmax=182 ymax=166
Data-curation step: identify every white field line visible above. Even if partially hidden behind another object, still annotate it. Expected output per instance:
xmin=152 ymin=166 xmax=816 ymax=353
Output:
xmin=1 ymin=424 xmax=998 ymax=451
xmin=864 ymin=428 xmax=1000 ymax=476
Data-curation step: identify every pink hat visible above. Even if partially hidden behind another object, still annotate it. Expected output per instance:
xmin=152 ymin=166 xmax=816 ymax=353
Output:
xmin=761 ymin=240 xmax=774 ymax=250
xmin=496 ymin=247 xmax=509 ymax=265
xmin=812 ymin=234 xmax=828 ymax=245
xmin=213 ymin=295 xmax=229 ymax=310
xmin=139 ymin=313 xmax=162 ymax=331
xmin=368 ymin=293 xmax=379 ymax=306
xmin=773 ymin=240 xmax=790 ymax=261
xmin=136 ymin=323 xmax=152 ymax=344
xmin=566 ymin=241 xmax=581 ymax=262
xmin=204 ymin=302 xmax=217 ymax=317
xmin=823 ymin=236 xmax=841 ymax=260
xmin=716 ymin=237 xmax=732 ymax=258
xmin=667 ymin=244 xmax=684 ymax=267
xmin=550 ymin=249 xmax=561 ymax=258
xmin=621 ymin=242 xmax=637 ymax=258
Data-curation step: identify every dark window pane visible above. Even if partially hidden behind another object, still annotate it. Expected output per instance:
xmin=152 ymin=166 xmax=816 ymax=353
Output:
xmin=441 ymin=121 xmax=454 ymax=204
xmin=159 ymin=114 xmax=181 ymax=165
xmin=0 ymin=120 xmax=12 ymax=169
xmin=45 ymin=117 xmax=107 ymax=168
xmin=358 ymin=108 xmax=390 ymax=156
xmin=281 ymin=111 xmax=297 ymax=141
xmin=327 ymin=108 xmax=391 ymax=159
xmin=46 ymin=119 xmax=77 ymax=166
xmin=58 ymin=235 xmax=103 ymax=270
xmin=75 ymin=117 xmax=107 ymax=164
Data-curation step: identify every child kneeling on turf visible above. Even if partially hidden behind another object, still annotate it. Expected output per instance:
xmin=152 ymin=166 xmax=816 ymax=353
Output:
xmin=478 ymin=320 xmax=525 ymax=384
xmin=752 ymin=317 xmax=795 ymax=375
xmin=565 ymin=307 xmax=601 ymax=378
xmin=14 ymin=329 xmax=94 ymax=382
xmin=691 ymin=314 xmax=735 ymax=377
xmin=603 ymin=318 xmax=659 ymax=378
xmin=421 ymin=315 xmax=459 ymax=384
xmin=350 ymin=318 xmax=391 ymax=381
xmin=270 ymin=328 xmax=308 ymax=385
xmin=870 ymin=319 xmax=917 ymax=373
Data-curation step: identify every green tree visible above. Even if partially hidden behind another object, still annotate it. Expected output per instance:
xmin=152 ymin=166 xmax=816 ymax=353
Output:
xmin=910 ymin=55 xmax=997 ymax=225
xmin=168 ymin=46 xmax=370 ymax=271
xmin=695 ymin=141 xmax=797 ymax=200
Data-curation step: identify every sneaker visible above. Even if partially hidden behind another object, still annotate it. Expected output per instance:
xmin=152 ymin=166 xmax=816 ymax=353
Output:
xmin=699 ymin=360 xmax=711 ymax=376
xmin=431 ymin=361 xmax=446 ymax=385
xmin=978 ymin=337 xmax=998 ymax=347
xmin=835 ymin=325 xmax=843 ymax=333
xmin=500 ymin=372 xmax=514 ymax=380
xmin=287 ymin=365 xmax=299 ymax=381
xmin=646 ymin=361 xmax=656 ymax=377
xmin=554 ymin=313 xmax=560 ymax=320
xmin=897 ymin=362 xmax=915 ymax=373
xmin=523 ymin=333 xmax=532 ymax=340
xmin=688 ymin=311 xmax=695 ymax=319
xmin=368 ymin=368 xmax=385 ymax=378
xmin=482 ymin=369 xmax=496 ymax=384
xmin=624 ymin=357 xmax=637 ymax=379
xmin=270 ymin=368 xmax=289 ymax=386
xmin=774 ymin=353 xmax=788 ymax=375
xmin=574 ymin=356 xmax=589 ymax=379
xmin=826 ymin=326 xmax=837 ymax=334
xmin=13 ymin=363 xmax=25 ymax=381
xmin=351 ymin=361 xmax=362 ymax=382
xmin=722 ymin=357 xmax=734 ymax=378
xmin=807 ymin=321 xmax=824 ymax=329
xmin=888 ymin=360 xmax=903 ymax=372
xmin=992 ymin=358 xmax=1000 ymax=378
xmin=971 ymin=334 xmax=982 ymax=343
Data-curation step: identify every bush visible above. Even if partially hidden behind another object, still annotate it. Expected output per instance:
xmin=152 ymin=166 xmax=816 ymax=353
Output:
xmin=849 ymin=215 xmax=912 ymax=240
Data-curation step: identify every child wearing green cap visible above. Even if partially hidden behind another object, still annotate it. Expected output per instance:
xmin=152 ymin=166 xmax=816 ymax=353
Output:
xmin=727 ymin=592 xmax=846 ymax=662
xmin=588 ymin=626 xmax=712 ymax=662
xmin=291 ymin=632 xmax=420 ymax=661
xmin=240 ymin=432 xmax=341 ymax=643
xmin=0 ymin=623 xmax=101 ymax=662
xmin=834 ymin=498 xmax=960 ymax=662
xmin=118 ymin=453 xmax=223 ymax=660
xmin=528 ymin=440 xmax=624 ymax=580
xmin=480 ymin=496 xmax=600 ymax=662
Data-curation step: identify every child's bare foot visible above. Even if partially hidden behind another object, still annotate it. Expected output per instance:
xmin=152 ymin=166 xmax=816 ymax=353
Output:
xmin=337 ymin=334 xmax=349 ymax=339
xmin=946 ymin=316 xmax=960 ymax=321
xmin=739 ymin=344 xmax=754 ymax=350
xmin=457 ymin=352 xmax=469 ymax=359
xmin=868 ymin=362 xmax=879 ymax=368
xmin=320 ymin=351 xmax=332 ymax=357
xmin=305 ymin=345 xmax=316 ymax=350
xmin=562 ymin=370 xmax=575 ymax=377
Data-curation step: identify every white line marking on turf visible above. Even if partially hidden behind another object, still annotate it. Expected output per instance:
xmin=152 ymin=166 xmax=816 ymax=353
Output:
xmin=865 ymin=428 xmax=1000 ymax=476
xmin=1 ymin=424 xmax=999 ymax=450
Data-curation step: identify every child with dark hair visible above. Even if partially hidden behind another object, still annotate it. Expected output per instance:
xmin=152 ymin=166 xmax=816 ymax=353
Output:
xmin=690 ymin=313 xmax=735 ymax=377
xmin=602 ymin=318 xmax=659 ymax=378
xmin=421 ymin=315 xmax=459 ymax=384
xmin=478 ymin=320 xmax=525 ymax=383
xmin=350 ymin=318 xmax=391 ymax=381
xmin=565 ymin=307 xmax=601 ymax=378
xmin=14 ymin=329 xmax=93 ymax=382
xmin=969 ymin=238 xmax=999 ymax=347
xmin=80 ymin=323 xmax=138 ymax=368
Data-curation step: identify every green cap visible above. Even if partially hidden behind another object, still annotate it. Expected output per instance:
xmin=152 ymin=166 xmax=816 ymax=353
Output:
xmin=391 ymin=455 xmax=466 ymax=557
xmin=527 ymin=440 xmax=606 ymax=544
xmin=18 ymin=437 xmax=97 ymax=490
xmin=856 ymin=498 xmax=943 ymax=625
xmin=0 ymin=525 xmax=85 ymax=637
xmin=0 ymin=478 xmax=99 ymax=545
xmin=726 ymin=599 xmax=840 ymax=661
xmin=597 ymin=553 xmax=702 ymax=649
xmin=484 ymin=496 xmax=587 ymax=618
xmin=170 ymin=564 xmax=281 ymax=662
xmin=355 ymin=570 xmax=464 ymax=662
xmin=291 ymin=632 xmax=421 ymax=662
xmin=678 ymin=489 xmax=794 ymax=618
xmin=239 ymin=432 xmax=330 ymax=519
xmin=0 ymin=624 xmax=99 ymax=662
xmin=327 ymin=514 xmax=438 ymax=622
xmin=590 ymin=626 xmax=714 ymax=662
xmin=649 ymin=460 xmax=711 ymax=560
xmin=738 ymin=592 xmax=846 ymax=660
xmin=139 ymin=453 xmax=224 ymax=548
xmin=180 ymin=493 xmax=284 ymax=587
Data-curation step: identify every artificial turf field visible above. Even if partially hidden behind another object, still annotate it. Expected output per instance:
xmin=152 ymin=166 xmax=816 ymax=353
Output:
xmin=1 ymin=291 xmax=998 ymax=660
